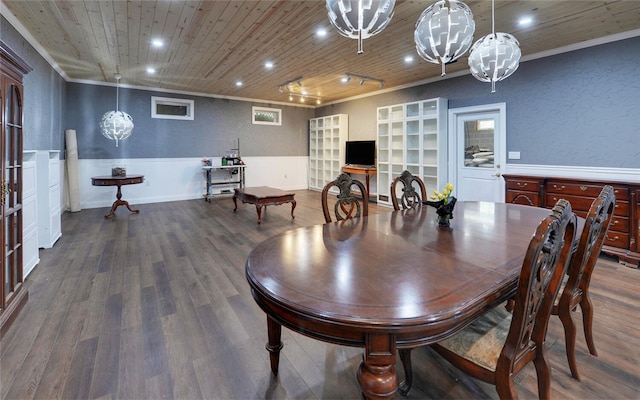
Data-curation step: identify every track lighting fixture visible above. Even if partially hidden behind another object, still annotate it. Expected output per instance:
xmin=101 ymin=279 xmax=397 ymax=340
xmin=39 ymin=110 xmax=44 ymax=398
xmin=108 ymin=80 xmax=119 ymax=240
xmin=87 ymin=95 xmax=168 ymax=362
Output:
xmin=343 ymin=72 xmax=385 ymax=90
xmin=276 ymin=76 xmax=304 ymax=94
xmin=276 ymin=76 xmax=321 ymax=104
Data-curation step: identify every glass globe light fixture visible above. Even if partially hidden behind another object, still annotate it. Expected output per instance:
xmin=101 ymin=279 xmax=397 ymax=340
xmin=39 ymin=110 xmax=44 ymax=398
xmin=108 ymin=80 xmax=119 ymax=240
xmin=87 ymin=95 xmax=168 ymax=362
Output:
xmin=99 ymin=74 xmax=134 ymax=147
xmin=326 ymin=0 xmax=396 ymax=55
xmin=414 ymin=0 xmax=475 ymax=77
xmin=468 ymin=0 xmax=521 ymax=93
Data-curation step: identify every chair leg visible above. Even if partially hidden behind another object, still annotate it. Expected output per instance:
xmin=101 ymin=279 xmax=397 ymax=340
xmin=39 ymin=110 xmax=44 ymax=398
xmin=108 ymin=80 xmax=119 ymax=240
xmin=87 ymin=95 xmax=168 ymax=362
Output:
xmin=398 ymin=348 xmax=413 ymax=396
xmin=558 ymin=308 xmax=581 ymax=381
xmin=495 ymin=374 xmax=519 ymax=400
xmin=532 ymin=352 xmax=552 ymax=400
xmin=580 ymin=296 xmax=598 ymax=356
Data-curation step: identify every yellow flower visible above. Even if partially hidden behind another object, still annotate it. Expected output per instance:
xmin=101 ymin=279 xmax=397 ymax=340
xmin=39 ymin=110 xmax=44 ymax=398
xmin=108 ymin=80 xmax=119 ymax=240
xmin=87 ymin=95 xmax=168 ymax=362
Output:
xmin=430 ymin=189 xmax=444 ymax=200
xmin=432 ymin=183 xmax=454 ymax=204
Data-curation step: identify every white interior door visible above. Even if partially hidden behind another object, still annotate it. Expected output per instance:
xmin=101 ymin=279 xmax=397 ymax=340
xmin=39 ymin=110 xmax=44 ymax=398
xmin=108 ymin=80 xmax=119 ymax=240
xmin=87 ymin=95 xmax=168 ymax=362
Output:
xmin=448 ymin=103 xmax=506 ymax=202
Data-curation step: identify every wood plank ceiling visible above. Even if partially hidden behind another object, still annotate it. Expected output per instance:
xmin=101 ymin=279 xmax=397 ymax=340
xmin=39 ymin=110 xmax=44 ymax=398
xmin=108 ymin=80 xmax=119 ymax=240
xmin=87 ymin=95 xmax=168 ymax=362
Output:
xmin=2 ymin=1 xmax=640 ymax=105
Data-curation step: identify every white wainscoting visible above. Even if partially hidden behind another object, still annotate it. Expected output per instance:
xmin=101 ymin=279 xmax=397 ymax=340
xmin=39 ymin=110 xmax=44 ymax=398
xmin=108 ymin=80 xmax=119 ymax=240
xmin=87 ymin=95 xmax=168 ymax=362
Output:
xmin=504 ymin=164 xmax=640 ymax=183
xmin=60 ymin=160 xmax=638 ymax=211
xmin=66 ymin=156 xmax=309 ymax=210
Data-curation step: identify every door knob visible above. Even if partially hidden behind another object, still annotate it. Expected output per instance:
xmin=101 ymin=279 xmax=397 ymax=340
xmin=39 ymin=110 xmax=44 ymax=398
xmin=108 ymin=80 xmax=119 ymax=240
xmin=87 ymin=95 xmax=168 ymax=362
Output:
xmin=492 ymin=172 xmax=501 ymax=177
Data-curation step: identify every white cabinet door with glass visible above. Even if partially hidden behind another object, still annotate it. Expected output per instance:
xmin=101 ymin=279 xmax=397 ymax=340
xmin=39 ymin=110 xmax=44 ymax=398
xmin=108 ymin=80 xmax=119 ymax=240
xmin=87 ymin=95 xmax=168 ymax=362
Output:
xmin=308 ymin=114 xmax=348 ymax=191
xmin=377 ymin=98 xmax=448 ymax=206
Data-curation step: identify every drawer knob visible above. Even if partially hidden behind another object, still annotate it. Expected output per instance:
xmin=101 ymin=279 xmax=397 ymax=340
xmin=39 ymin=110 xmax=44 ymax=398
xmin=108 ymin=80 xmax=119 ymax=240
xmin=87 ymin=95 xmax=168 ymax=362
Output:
xmin=606 ymin=235 xmax=619 ymax=241
xmin=516 ymin=182 xmax=528 ymax=188
xmin=553 ymin=184 xmax=565 ymax=190
xmin=580 ymin=186 xmax=587 ymax=191
xmin=611 ymin=220 xmax=619 ymax=226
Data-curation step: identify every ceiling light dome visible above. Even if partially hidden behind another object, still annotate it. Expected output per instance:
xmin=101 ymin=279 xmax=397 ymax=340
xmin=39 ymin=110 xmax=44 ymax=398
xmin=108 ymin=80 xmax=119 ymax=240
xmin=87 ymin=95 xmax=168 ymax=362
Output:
xmin=99 ymin=111 xmax=134 ymax=147
xmin=468 ymin=0 xmax=521 ymax=93
xmin=326 ymin=0 xmax=396 ymax=54
xmin=414 ymin=0 xmax=475 ymax=77
xmin=468 ymin=32 xmax=521 ymax=93
xmin=99 ymin=74 xmax=134 ymax=147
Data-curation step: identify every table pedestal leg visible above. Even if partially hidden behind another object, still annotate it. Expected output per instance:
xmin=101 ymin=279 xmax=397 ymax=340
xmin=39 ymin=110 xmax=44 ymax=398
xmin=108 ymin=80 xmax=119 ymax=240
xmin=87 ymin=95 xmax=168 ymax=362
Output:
xmin=357 ymin=334 xmax=398 ymax=399
xmin=266 ymin=316 xmax=283 ymax=376
xmin=104 ymin=184 xmax=140 ymax=218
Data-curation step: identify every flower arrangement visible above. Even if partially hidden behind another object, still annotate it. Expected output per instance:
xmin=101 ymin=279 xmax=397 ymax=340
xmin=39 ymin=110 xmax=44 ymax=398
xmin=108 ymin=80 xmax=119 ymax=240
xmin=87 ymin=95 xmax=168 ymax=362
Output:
xmin=425 ymin=183 xmax=456 ymax=227
xmin=431 ymin=182 xmax=454 ymax=205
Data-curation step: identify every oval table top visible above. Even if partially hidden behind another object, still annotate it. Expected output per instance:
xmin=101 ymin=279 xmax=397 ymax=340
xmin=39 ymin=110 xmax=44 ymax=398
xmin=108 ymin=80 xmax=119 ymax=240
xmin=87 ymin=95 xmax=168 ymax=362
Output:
xmin=246 ymin=202 xmax=558 ymax=342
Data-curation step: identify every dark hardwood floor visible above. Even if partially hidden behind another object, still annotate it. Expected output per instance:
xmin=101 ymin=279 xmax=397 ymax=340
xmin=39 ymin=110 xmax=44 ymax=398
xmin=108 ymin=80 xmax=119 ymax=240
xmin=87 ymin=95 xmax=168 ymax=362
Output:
xmin=1 ymin=190 xmax=639 ymax=399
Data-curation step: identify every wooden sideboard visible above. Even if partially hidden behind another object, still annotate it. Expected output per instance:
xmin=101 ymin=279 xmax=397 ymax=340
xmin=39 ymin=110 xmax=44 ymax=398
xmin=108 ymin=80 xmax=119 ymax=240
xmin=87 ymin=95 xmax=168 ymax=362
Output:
xmin=503 ymin=175 xmax=639 ymax=267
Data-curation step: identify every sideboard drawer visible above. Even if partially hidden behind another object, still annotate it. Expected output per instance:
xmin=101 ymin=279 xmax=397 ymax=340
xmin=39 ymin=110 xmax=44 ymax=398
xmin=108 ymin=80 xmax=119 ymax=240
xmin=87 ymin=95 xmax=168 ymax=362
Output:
xmin=546 ymin=194 xmax=629 ymax=215
xmin=506 ymin=179 xmax=541 ymax=192
xmin=546 ymin=180 xmax=629 ymax=200
xmin=604 ymin=231 xmax=628 ymax=249
xmin=609 ymin=215 xmax=629 ymax=233
xmin=507 ymin=191 xmax=540 ymax=206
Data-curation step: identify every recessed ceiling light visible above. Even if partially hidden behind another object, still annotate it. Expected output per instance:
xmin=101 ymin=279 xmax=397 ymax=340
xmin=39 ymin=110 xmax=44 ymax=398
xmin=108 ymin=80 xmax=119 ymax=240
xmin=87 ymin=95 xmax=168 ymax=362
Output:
xmin=151 ymin=38 xmax=164 ymax=48
xmin=235 ymin=81 xmax=243 ymax=87
xmin=404 ymin=55 xmax=414 ymax=63
xmin=518 ymin=16 xmax=533 ymax=26
xmin=146 ymin=67 xmax=156 ymax=74
xmin=265 ymin=61 xmax=274 ymax=69
xmin=316 ymin=28 xmax=328 ymax=37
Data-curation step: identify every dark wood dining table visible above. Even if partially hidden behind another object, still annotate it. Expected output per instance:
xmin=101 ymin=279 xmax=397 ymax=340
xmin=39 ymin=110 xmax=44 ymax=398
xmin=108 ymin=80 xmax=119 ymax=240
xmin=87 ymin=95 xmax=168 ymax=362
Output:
xmin=245 ymin=202 xmax=567 ymax=399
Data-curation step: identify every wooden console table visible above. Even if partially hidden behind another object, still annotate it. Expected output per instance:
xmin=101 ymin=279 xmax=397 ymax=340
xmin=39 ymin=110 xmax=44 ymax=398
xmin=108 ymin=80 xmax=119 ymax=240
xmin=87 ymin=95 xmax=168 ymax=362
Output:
xmin=342 ymin=165 xmax=377 ymax=200
xmin=233 ymin=186 xmax=296 ymax=224
xmin=91 ymin=175 xmax=144 ymax=219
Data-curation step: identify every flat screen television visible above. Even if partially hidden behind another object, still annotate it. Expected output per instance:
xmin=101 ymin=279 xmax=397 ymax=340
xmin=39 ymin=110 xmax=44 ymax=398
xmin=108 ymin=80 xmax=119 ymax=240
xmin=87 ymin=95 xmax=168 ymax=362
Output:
xmin=345 ymin=140 xmax=376 ymax=166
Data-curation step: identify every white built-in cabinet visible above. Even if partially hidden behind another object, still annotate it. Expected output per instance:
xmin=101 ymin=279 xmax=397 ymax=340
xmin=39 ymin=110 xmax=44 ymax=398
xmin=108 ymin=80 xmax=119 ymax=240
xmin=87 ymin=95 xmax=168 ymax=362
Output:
xmin=22 ymin=151 xmax=39 ymax=277
xmin=36 ymin=150 xmax=62 ymax=248
xmin=377 ymin=98 xmax=448 ymax=206
xmin=308 ymin=114 xmax=348 ymax=191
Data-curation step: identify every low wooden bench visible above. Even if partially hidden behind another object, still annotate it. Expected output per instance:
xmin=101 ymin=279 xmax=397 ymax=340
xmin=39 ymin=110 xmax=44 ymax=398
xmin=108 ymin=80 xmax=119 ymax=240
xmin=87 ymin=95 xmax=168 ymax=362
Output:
xmin=233 ymin=186 xmax=296 ymax=224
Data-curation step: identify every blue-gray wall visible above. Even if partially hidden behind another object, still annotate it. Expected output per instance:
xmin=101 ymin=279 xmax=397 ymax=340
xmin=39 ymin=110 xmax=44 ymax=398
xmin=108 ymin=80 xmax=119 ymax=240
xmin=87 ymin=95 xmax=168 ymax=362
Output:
xmin=317 ymin=36 xmax=640 ymax=168
xmin=1 ymin=15 xmax=65 ymax=152
xmin=65 ymin=83 xmax=314 ymax=158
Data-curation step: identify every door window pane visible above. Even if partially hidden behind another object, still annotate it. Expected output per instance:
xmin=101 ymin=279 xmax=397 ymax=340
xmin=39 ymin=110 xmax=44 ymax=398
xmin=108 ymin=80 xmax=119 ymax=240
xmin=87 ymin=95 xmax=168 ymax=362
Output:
xmin=464 ymin=119 xmax=495 ymax=168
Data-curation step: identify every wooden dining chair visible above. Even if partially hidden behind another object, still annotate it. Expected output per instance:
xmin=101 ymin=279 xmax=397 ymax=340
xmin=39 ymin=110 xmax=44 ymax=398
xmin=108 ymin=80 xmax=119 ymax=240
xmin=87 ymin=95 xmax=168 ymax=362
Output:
xmin=401 ymin=199 xmax=576 ymax=399
xmin=390 ymin=170 xmax=427 ymax=211
xmin=321 ymin=172 xmax=369 ymax=223
xmin=552 ymin=185 xmax=615 ymax=381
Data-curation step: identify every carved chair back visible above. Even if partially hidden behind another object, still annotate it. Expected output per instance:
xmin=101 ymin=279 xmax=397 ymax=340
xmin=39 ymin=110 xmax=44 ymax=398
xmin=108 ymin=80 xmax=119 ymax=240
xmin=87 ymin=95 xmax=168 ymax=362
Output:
xmin=390 ymin=170 xmax=428 ymax=211
xmin=321 ymin=173 xmax=369 ymax=223
xmin=552 ymin=185 xmax=615 ymax=380
xmin=428 ymin=199 xmax=576 ymax=399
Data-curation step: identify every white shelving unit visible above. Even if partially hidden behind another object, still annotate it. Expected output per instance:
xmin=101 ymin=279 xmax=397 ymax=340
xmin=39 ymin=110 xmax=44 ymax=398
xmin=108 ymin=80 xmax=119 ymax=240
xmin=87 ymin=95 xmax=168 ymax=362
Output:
xmin=22 ymin=151 xmax=39 ymax=277
xmin=377 ymin=98 xmax=448 ymax=206
xmin=36 ymin=150 xmax=62 ymax=248
xmin=308 ymin=114 xmax=348 ymax=191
